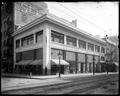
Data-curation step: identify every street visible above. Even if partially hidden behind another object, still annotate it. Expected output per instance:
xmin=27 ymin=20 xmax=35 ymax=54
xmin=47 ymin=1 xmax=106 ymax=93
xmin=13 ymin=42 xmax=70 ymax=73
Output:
xmin=2 ymin=74 xmax=118 ymax=94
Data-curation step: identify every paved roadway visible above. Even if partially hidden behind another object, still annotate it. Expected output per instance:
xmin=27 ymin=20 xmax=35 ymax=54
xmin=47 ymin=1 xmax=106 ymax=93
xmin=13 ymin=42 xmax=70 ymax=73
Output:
xmin=2 ymin=74 xmax=118 ymax=95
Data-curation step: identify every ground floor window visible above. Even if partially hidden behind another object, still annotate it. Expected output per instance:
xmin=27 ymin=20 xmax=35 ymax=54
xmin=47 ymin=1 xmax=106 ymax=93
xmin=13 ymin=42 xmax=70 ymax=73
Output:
xmin=14 ymin=65 xmax=43 ymax=75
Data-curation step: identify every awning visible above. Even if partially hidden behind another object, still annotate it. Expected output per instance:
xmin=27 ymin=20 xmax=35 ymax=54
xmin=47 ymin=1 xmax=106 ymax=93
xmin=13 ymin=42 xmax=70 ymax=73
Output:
xmin=15 ymin=60 xmax=32 ymax=65
xmin=113 ymin=62 xmax=119 ymax=66
xmin=51 ymin=59 xmax=69 ymax=65
xmin=29 ymin=60 xmax=43 ymax=65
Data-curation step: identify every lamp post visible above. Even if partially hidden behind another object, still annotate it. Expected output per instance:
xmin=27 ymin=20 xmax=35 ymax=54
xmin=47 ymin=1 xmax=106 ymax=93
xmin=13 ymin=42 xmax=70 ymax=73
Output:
xmin=105 ymin=35 xmax=109 ymax=75
xmin=58 ymin=50 xmax=62 ymax=78
xmin=106 ymin=60 xmax=108 ymax=75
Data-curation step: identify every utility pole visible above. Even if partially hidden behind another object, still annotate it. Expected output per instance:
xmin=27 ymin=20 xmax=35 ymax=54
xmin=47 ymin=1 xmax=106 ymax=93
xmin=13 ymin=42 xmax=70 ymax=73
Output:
xmin=58 ymin=50 xmax=62 ymax=78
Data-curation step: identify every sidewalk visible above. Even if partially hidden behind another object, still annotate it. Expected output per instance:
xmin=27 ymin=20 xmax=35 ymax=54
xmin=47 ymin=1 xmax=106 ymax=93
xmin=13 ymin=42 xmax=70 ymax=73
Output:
xmin=1 ymin=72 xmax=118 ymax=92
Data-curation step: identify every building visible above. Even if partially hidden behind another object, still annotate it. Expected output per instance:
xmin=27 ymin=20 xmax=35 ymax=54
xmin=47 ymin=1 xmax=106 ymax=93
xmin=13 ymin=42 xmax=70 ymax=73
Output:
xmin=12 ymin=13 xmax=106 ymax=75
xmin=102 ymin=36 xmax=119 ymax=72
xmin=1 ymin=2 xmax=14 ymax=73
xmin=1 ymin=2 xmax=49 ymax=73
xmin=14 ymin=2 xmax=48 ymax=29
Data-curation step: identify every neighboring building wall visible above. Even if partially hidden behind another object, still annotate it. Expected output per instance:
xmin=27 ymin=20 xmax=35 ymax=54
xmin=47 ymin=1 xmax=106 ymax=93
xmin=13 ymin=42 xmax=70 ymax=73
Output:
xmin=14 ymin=2 xmax=48 ymax=28
xmin=1 ymin=3 xmax=14 ymax=73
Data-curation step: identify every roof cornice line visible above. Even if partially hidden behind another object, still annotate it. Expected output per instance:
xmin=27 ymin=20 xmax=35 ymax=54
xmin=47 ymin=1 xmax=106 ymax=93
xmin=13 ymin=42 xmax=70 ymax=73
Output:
xmin=13 ymin=13 xmax=106 ymax=44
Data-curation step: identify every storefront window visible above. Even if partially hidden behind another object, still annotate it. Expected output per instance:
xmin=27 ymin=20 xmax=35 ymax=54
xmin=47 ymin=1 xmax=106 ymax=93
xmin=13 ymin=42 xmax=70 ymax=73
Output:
xmin=51 ymin=30 xmax=64 ymax=44
xmin=16 ymin=52 xmax=22 ymax=62
xmin=66 ymin=51 xmax=76 ymax=61
xmin=51 ymin=49 xmax=63 ymax=59
xmin=78 ymin=53 xmax=85 ymax=62
xmin=16 ymin=39 xmax=20 ymax=48
xmin=22 ymin=50 xmax=34 ymax=60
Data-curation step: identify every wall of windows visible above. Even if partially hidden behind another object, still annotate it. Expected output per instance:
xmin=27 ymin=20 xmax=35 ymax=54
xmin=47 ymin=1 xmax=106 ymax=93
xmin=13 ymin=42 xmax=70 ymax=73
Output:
xmin=88 ymin=43 xmax=94 ymax=51
xmin=95 ymin=45 xmax=100 ymax=52
xmin=51 ymin=30 xmax=64 ymax=44
xmin=79 ymin=40 xmax=86 ymax=49
xmin=16 ymin=30 xmax=43 ymax=48
xmin=66 ymin=36 xmax=76 ymax=46
xmin=21 ymin=34 xmax=34 ymax=47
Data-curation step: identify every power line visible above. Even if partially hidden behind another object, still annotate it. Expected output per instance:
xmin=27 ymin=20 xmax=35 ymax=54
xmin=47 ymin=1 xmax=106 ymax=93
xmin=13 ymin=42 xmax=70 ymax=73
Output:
xmin=55 ymin=3 xmax=89 ymax=27
xmin=58 ymin=3 xmax=106 ymax=32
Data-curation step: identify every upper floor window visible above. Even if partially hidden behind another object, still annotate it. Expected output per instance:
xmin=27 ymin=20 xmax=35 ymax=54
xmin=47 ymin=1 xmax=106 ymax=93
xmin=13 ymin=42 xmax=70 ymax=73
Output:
xmin=101 ymin=47 xmax=105 ymax=53
xmin=88 ymin=43 xmax=94 ymax=51
xmin=16 ymin=39 xmax=20 ymax=48
xmin=95 ymin=45 xmax=100 ymax=52
xmin=51 ymin=30 xmax=64 ymax=44
xmin=21 ymin=34 xmax=34 ymax=47
xmin=79 ymin=40 xmax=86 ymax=49
xmin=36 ymin=30 xmax=43 ymax=43
xmin=67 ymin=36 xmax=76 ymax=46
xmin=101 ymin=56 xmax=105 ymax=61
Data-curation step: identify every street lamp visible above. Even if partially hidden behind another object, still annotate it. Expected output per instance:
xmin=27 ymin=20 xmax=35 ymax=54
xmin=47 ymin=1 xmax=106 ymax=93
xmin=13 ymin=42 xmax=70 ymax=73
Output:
xmin=58 ymin=50 xmax=62 ymax=78
xmin=105 ymin=35 xmax=109 ymax=75
xmin=106 ymin=60 xmax=108 ymax=74
xmin=93 ymin=55 xmax=96 ymax=75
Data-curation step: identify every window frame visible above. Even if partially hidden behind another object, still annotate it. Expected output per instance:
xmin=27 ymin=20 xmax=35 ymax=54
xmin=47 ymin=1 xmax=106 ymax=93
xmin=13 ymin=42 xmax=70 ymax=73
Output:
xmin=88 ymin=43 xmax=94 ymax=51
xmin=66 ymin=36 xmax=76 ymax=47
xmin=36 ymin=30 xmax=43 ymax=43
xmin=16 ymin=39 xmax=20 ymax=48
xmin=21 ymin=34 xmax=34 ymax=47
xmin=95 ymin=45 xmax=100 ymax=52
xmin=79 ymin=39 xmax=86 ymax=49
xmin=51 ymin=30 xmax=64 ymax=44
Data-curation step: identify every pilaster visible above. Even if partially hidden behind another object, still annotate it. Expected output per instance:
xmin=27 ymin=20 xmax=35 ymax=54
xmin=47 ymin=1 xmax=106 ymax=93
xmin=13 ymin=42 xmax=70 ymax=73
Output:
xmin=43 ymin=24 xmax=51 ymax=75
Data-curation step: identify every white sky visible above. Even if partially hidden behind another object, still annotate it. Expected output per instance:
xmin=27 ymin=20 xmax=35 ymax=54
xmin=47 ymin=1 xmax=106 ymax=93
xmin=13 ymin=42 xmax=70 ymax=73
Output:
xmin=46 ymin=2 xmax=118 ymax=38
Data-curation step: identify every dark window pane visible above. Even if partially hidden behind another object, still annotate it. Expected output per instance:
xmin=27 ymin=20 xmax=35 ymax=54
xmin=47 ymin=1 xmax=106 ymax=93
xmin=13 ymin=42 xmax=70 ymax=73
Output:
xmin=22 ymin=50 xmax=34 ymax=60
xmin=16 ymin=39 xmax=20 ymax=48
xmin=35 ymin=48 xmax=43 ymax=59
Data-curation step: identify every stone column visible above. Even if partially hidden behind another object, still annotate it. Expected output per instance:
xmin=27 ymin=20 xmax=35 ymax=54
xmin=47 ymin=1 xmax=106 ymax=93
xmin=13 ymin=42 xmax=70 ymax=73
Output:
xmin=13 ymin=38 xmax=16 ymax=72
xmin=43 ymin=24 xmax=51 ymax=75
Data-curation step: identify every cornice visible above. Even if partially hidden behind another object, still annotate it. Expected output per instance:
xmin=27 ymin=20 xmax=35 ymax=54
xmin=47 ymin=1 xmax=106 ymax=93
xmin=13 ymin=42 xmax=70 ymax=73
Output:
xmin=13 ymin=13 xmax=106 ymax=45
